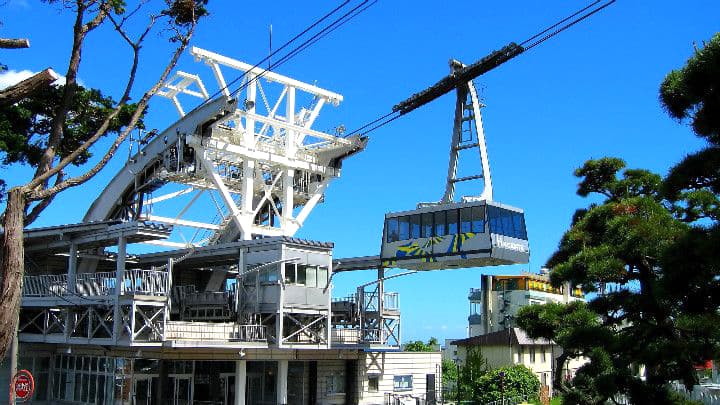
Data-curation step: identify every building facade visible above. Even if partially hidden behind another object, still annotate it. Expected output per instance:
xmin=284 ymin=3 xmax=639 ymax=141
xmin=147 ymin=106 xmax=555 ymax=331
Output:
xmin=1 ymin=221 xmax=441 ymax=404
xmin=468 ymin=272 xmax=584 ymax=336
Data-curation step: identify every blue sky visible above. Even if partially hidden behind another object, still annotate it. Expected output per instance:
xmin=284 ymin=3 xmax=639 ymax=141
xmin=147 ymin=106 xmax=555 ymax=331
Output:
xmin=2 ymin=0 xmax=718 ymax=343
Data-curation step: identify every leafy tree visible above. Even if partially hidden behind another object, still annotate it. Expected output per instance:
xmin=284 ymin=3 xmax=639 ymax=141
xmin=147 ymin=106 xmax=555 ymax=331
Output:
xmin=404 ymin=337 xmax=439 ymax=352
xmin=471 ymin=365 xmax=540 ymax=404
xmin=0 ymin=0 xmax=209 ymax=359
xmin=516 ymin=34 xmax=720 ymax=405
xmin=441 ymin=359 xmax=459 ymax=399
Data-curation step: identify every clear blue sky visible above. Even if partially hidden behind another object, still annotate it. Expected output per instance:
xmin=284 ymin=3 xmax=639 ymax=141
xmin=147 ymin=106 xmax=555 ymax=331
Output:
xmin=2 ymin=0 xmax=718 ymax=343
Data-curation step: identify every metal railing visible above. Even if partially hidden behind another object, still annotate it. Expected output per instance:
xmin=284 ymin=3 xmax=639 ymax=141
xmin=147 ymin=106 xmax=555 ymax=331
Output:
xmin=164 ymin=321 xmax=267 ymax=342
xmin=331 ymin=328 xmax=361 ymax=344
xmin=23 ymin=269 xmax=170 ymax=298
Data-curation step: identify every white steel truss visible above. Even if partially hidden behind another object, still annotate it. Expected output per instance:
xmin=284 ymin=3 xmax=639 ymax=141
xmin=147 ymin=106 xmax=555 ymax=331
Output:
xmin=85 ymin=47 xmax=366 ymax=246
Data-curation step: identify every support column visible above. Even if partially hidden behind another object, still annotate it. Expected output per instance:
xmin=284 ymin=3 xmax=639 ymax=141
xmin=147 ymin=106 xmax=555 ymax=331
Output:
xmin=235 ymin=360 xmax=246 ymax=405
xmin=67 ymin=243 xmax=78 ymax=294
xmin=277 ymin=359 xmax=288 ymax=405
xmin=113 ymin=236 xmax=127 ymax=343
xmin=377 ymin=268 xmax=384 ymax=344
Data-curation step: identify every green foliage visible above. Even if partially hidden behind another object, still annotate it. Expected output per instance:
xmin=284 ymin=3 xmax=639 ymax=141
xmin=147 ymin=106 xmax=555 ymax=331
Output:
xmin=404 ymin=337 xmax=438 ymax=352
xmin=162 ymin=0 xmax=209 ymax=26
xmin=470 ymin=365 xmax=540 ymax=404
xmin=441 ymin=359 xmax=459 ymax=398
xmin=517 ymin=33 xmax=720 ymax=404
xmin=0 ymin=84 xmax=143 ymax=168
xmin=660 ymin=33 xmax=720 ymax=143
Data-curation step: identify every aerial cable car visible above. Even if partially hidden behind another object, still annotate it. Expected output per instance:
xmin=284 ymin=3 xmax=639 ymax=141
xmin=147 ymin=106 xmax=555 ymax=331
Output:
xmin=380 ymin=59 xmax=529 ymax=270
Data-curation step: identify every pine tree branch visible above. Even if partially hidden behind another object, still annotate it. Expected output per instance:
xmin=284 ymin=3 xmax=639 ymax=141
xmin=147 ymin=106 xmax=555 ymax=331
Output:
xmin=0 ymin=68 xmax=58 ymax=107
xmin=24 ymin=171 xmax=64 ymax=226
xmin=0 ymin=38 xmax=30 ymax=49
xmin=31 ymin=1 xmax=110 ymax=189
xmin=29 ymin=24 xmax=197 ymax=201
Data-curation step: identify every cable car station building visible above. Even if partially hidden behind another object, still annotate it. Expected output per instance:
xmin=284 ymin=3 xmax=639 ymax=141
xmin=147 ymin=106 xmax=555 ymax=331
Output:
xmin=5 ymin=221 xmax=441 ymax=404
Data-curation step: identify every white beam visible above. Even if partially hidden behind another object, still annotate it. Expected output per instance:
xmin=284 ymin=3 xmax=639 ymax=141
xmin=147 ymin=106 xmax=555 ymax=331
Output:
xmin=145 ymin=215 xmax=220 ymax=230
xmin=191 ymin=46 xmax=343 ymax=103
xmin=145 ymin=187 xmax=196 ymax=205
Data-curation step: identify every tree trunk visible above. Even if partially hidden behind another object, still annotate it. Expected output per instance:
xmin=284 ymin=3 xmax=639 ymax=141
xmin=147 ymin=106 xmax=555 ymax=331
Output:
xmin=0 ymin=68 xmax=58 ymax=107
xmin=0 ymin=38 xmax=30 ymax=49
xmin=0 ymin=188 xmax=26 ymax=359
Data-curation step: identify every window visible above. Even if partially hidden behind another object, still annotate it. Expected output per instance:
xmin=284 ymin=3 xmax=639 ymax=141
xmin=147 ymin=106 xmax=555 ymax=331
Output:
xmin=327 ymin=373 xmax=345 ymax=394
xmin=394 ymin=375 xmax=413 ymax=391
xmin=541 ymin=346 xmax=547 ymax=363
xmin=305 ymin=265 xmax=317 ymax=288
xmin=471 ymin=205 xmax=485 ymax=233
xmin=421 ymin=212 xmax=433 ymax=238
xmin=398 ymin=216 xmax=410 ymax=240
xmin=317 ymin=266 xmax=328 ymax=289
xmin=386 ymin=218 xmax=399 ymax=242
xmin=460 ymin=207 xmax=473 ymax=233
xmin=530 ymin=346 xmax=536 ymax=363
xmin=488 ymin=206 xmax=527 ymax=240
xmin=434 ymin=211 xmax=446 ymax=236
xmin=368 ymin=375 xmax=379 ymax=392
xmin=410 ymin=214 xmax=421 ymax=239
xmin=284 ymin=263 xmax=297 ymax=284
xmin=296 ymin=265 xmax=307 ymax=285
xmin=447 ymin=210 xmax=459 ymax=234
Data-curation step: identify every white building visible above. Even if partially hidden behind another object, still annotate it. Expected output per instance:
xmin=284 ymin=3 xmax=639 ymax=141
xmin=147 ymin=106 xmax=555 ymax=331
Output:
xmin=1 ymin=222 xmax=441 ymax=404
xmin=468 ymin=272 xmax=584 ymax=336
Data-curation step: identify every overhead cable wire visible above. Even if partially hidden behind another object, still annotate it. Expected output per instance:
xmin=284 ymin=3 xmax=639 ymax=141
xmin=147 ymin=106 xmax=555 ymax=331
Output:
xmin=343 ymin=0 xmax=616 ymax=138
xmin=197 ymin=0 xmax=353 ymax=106
xmin=227 ymin=0 xmax=375 ymax=98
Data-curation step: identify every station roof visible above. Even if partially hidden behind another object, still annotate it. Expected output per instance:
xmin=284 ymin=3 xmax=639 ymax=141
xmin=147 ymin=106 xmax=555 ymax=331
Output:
xmin=452 ymin=328 xmax=553 ymax=347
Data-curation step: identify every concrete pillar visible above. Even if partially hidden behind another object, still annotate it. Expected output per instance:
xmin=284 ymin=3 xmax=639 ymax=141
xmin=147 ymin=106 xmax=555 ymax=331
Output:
xmin=563 ymin=282 xmax=571 ymax=303
xmin=277 ymin=359 xmax=288 ymax=405
xmin=235 ymin=360 xmax=246 ymax=405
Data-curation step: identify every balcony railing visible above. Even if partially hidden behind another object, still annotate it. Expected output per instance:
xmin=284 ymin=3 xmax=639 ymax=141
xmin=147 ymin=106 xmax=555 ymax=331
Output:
xmin=23 ymin=269 xmax=170 ymax=298
xmin=331 ymin=328 xmax=361 ymax=344
xmin=165 ymin=321 xmax=267 ymax=342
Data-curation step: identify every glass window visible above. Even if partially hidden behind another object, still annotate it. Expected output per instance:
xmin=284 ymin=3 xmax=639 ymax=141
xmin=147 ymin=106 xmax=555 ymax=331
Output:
xmin=501 ymin=209 xmax=513 ymax=237
xmin=393 ymin=375 xmax=413 ymax=391
xmin=267 ymin=267 xmax=278 ymax=283
xmin=512 ymin=211 xmax=528 ymax=239
xmin=410 ymin=215 xmax=421 ymax=239
xmin=285 ymin=263 xmax=296 ymax=284
xmin=296 ymin=265 xmax=307 ymax=285
xmin=317 ymin=267 xmax=328 ymax=289
xmin=421 ymin=213 xmax=433 ymax=238
xmin=306 ymin=266 xmax=317 ymax=288
xmin=471 ymin=205 xmax=486 ymax=233
xmin=447 ymin=210 xmax=459 ymax=234
xmin=386 ymin=218 xmax=399 ymax=243
xmin=460 ymin=207 xmax=473 ymax=233
xmin=398 ymin=216 xmax=410 ymax=240
xmin=530 ymin=346 xmax=536 ymax=363
xmin=327 ymin=373 xmax=345 ymax=394
xmin=434 ymin=211 xmax=446 ymax=236
xmin=368 ymin=375 xmax=379 ymax=392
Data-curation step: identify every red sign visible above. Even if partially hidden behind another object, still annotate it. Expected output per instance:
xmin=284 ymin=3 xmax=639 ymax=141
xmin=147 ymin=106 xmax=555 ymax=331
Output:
xmin=12 ymin=370 xmax=35 ymax=402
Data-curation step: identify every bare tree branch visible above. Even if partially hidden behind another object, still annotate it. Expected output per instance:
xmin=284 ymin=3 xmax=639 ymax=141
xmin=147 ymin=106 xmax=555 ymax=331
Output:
xmin=0 ymin=68 xmax=58 ymax=107
xmin=31 ymin=1 xmax=110 ymax=189
xmin=0 ymin=38 xmax=30 ymax=49
xmin=29 ymin=24 xmax=197 ymax=201
xmin=24 ymin=171 xmax=64 ymax=225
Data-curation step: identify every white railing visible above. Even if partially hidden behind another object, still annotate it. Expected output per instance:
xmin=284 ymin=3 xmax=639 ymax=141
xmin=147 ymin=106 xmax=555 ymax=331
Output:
xmin=122 ymin=269 xmax=169 ymax=296
xmin=23 ymin=269 xmax=170 ymax=298
xmin=384 ymin=292 xmax=399 ymax=310
xmin=165 ymin=321 xmax=267 ymax=342
xmin=331 ymin=328 xmax=361 ymax=344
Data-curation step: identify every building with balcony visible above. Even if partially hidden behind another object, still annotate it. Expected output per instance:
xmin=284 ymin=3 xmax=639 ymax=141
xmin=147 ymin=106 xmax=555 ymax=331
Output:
xmin=1 ymin=220 xmax=441 ymax=404
xmin=468 ymin=272 xmax=584 ymax=336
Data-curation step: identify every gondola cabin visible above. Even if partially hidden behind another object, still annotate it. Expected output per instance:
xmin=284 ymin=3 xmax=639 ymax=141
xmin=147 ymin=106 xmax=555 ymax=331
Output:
xmin=381 ymin=201 xmax=529 ymax=270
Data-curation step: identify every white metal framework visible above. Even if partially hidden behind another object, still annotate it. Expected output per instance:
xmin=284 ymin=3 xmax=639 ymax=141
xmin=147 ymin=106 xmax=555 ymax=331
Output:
xmin=85 ymin=47 xmax=367 ymax=246
xmin=441 ymin=59 xmax=493 ymax=204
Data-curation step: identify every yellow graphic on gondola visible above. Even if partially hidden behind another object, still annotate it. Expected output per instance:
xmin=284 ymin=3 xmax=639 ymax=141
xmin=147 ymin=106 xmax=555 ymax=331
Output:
xmin=395 ymin=241 xmax=436 ymax=263
xmin=447 ymin=232 xmax=476 ymax=256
